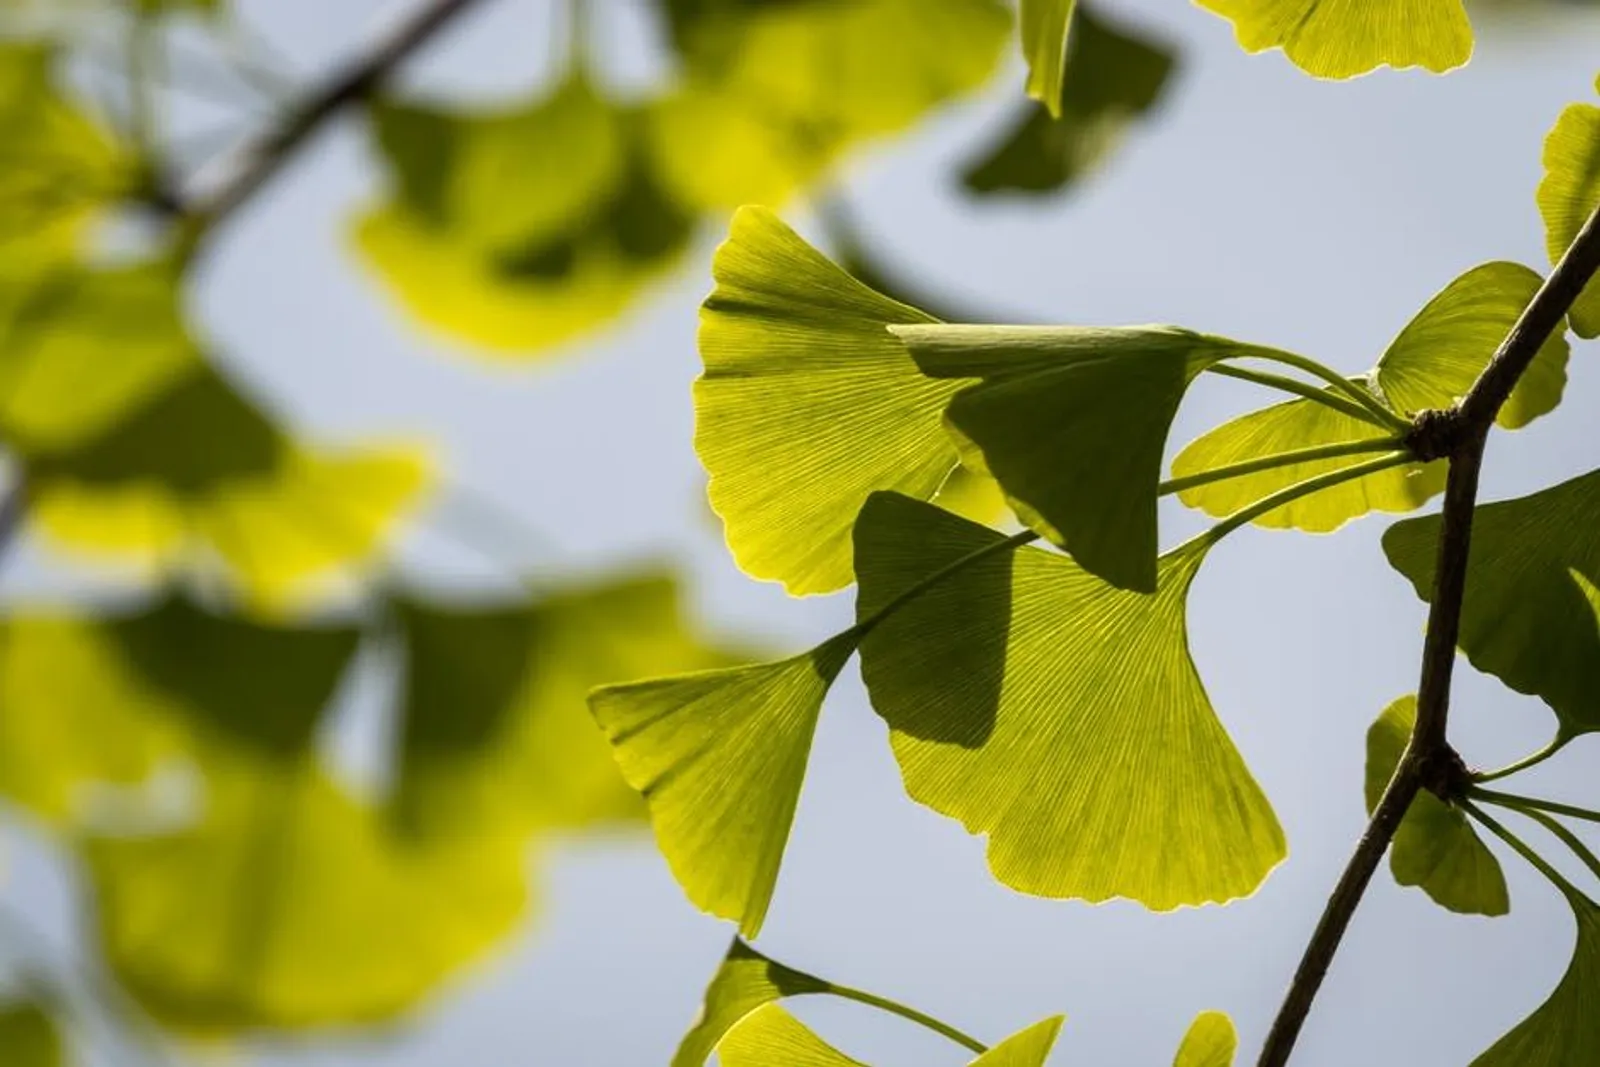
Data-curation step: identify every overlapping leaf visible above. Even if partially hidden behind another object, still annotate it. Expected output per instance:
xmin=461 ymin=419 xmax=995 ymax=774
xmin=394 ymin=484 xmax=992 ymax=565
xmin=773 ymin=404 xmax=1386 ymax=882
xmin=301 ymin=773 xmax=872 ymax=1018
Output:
xmin=1194 ymin=0 xmax=1472 ymax=79
xmin=1175 ymin=1011 xmax=1238 ymax=1067
xmin=854 ymin=493 xmax=1284 ymax=908
xmin=719 ymin=1004 xmax=868 ymax=1067
xmin=1470 ymin=894 xmax=1600 ymax=1066
xmin=1366 ymin=696 xmax=1508 ymax=916
xmin=965 ymin=4 xmax=1176 ymax=197
xmin=696 ymin=206 xmax=957 ymax=595
xmin=1174 ymin=262 xmax=1564 ymax=532
xmin=673 ymin=938 xmax=833 ymax=1067
xmin=0 ymin=1000 xmax=62 ymax=1067
xmin=1384 ymin=468 xmax=1600 ymax=737
xmin=1537 ymin=82 xmax=1600 ymax=338
xmin=1019 ymin=0 xmax=1076 ymax=116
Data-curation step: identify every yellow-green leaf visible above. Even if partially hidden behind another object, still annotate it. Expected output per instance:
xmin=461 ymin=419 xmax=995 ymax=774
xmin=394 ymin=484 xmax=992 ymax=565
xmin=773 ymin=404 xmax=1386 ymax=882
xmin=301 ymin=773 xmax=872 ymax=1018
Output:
xmin=1194 ymin=0 xmax=1471 ymax=79
xmin=1537 ymin=92 xmax=1600 ymax=338
xmin=1174 ymin=1011 xmax=1238 ymax=1067
xmin=1365 ymin=695 xmax=1509 ymax=916
xmin=0 ymin=1000 xmax=63 ymax=1067
xmin=673 ymin=938 xmax=833 ymax=1067
xmin=719 ymin=1005 xmax=868 ymax=1067
xmin=973 ymin=1017 xmax=1065 ymax=1066
xmin=1020 ymin=0 xmax=1076 ymax=116
xmin=854 ymin=492 xmax=1284 ymax=908
xmin=696 ymin=206 xmax=957 ymax=595
xmin=1471 ymin=894 xmax=1600 ymax=1066
xmin=590 ymin=635 xmax=856 ymax=936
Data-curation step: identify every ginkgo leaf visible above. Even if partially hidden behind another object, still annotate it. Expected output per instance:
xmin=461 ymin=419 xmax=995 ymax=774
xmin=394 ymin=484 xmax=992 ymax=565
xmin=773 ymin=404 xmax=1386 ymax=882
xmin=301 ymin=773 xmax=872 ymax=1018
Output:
xmin=696 ymin=205 xmax=958 ymax=595
xmin=0 ymin=1000 xmax=62 ymax=1067
xmin=1537 ymin=92 xmax=1600 ymax=338
xmin=354 ymin=79 xmax=693 ymax=354
xmin=590 ymin=634 xmax=856 ymax=936
xmin=895 ymin=323 xmax=1263 ymax=591
xmin=673 ymin=938 xmax=833 ymax=1067
xmin=854 ymin=492 xmax=1284 ymax=908
xmin=1470 ymin=894 xmax=1600 ymax=1066
xmin=719 ymin=1004 xmax=868 ymax=1067
xmin=1175 ymin=1011 xmax=1238 ymax=1067
xmin=1019 ymin=0 xmax=1075 ymax=116
xmin=972 ymin=1016 xmax=1065 ymax=1066
xmin=1175 ymin=262 xmax=1563 ymax=532
xmin=964 ymin=4 xmax=1176 ymax=196
xmin=1194 ymin=0 xmax=1472 ymax=79
xmin=1383 ymin=468 xmax=1600 ymax=738
xmin=933 ymin=464 xmax=1011 ymax=527
xmin=650 ymin=0 xmax=1010 ymax=210
xmin=1366 ymin=696 xmax=1509 ymax=916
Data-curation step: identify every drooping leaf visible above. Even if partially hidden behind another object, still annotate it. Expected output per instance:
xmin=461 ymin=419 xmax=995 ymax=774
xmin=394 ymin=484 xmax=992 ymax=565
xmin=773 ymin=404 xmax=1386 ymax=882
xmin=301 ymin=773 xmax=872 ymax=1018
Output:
xmin=718 ymin=1004 xmax=868 ymax=1067
xmin=965 ymin=4 xmax=1176 ymax=196
xmin=1174 ymin=262 xmax=1563 ymax=532
xmin=590 ymin=634 xmax=856 ymax=936
xmin=1194 ymin=0 xmax=1472 ymax=79
xmin=1470 ymin=894 xmax=1600 ymax=1066
xmin=650 ymin=0 xmax=1011 ymax=210
xmin=1366 ymin=696 xmax=1509 ymax=916
xmin=1383 ymin=468 xmax=1600 ymax=737
xmin=1174 ymin=1011 xmax=1238 ymax=1067
xmin=894 ymin=322 xmax=1264 ymax=591
xmin=1537 ymin=89 xmax=1600 ymax=338
xmin=854 ymin=493 xmax=1284 ymax=908
xmin=0 ymin=1000 xmax=63 ymax=1067
xmin=972 ymin=1016 xmax=1065 ymax=1066
xmin=1019 ymin=0 xmax=1075 ymax=116
xmin=673 ymin=938 xmax=833 ymax=1067
xmin=354 ymin=78 xmax=694 ymax=355
xmin=696 ymin=205 xmax=957 ymax=595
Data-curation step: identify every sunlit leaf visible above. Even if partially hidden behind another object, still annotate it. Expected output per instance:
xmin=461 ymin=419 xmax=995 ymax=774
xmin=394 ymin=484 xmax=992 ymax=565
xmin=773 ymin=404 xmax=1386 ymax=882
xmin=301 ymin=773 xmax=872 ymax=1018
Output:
xmin=972 ymin=1016 xmax=1065 ymax=1066
xmin=718 ymin=1004 xmax=868 ymax=1067
xmin=1366 ymin=696 xmax=1508 ymax=916
xmin=895 ymin=323 xmax=1260 ymax=591
xmin=1470 ymin=894 xmax=1600 ymax=1066
xmin=590 ymin=634 xmax=856 ymax=935
xmin=965 ymin=4 xmax=1176 ymax=196
xmin=1383 ymin=468 xmax=1600 ymax=738
xmin=651 ymin=0 xmax=1011 ymax=210
xmin=0 ymin=1000 xmax=62 ymax=1067
xmin=1194 ymin=0 xmax=1472 ymax=79
xmin=696 ymin=205 xmax=957 ymax=595
xmin=933 ymin=464 xmax=1011 ymax=527
xmin=354 ymin=78 xmax=693 ymax=355
xmin=1537 ymin=91 xmax=1600 ymax=337
xmin=1174 ymin=262 xmax=1562 ymax=532
xmin=673 ymin=937 xmax=833 ymax=1067
xmin=1174 ymin=1011 xmax=1238 ymax=1067
xmin=1019 ymin=0 xmax=1075 ymax=116
xmin=854 ymin=493 xmax=1284 ymax=908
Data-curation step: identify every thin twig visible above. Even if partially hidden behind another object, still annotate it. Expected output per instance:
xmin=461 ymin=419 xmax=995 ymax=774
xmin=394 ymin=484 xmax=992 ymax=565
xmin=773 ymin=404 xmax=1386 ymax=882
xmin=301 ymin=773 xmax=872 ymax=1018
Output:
xmin=1256 ymin=199 xmax=1600 ymax=1067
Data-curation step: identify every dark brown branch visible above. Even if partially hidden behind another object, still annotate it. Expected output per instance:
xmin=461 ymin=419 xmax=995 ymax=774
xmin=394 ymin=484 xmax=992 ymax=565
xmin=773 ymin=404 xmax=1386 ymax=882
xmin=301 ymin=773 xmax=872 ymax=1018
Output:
xmin=1257 ymin=199 xmax=1600 ymax=1067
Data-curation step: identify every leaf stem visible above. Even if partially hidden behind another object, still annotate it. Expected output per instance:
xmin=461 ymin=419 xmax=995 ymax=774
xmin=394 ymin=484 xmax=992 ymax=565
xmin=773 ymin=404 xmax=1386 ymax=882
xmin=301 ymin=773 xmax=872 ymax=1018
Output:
xmin=1462 ymin=799 xmax=1585 ymax=902
xmin=1224 ymin=347 xmax=1410 ymax=433
xmin=854 ymin=528 xmax=1039 ymax=637
xmin=1510 ymin=805 xmax=1600 ymax=887
xmin=1199 ymin=452 xmax=1412 ymax=546
xmin=828 ymin=983 xmax=988 ymax=1056
xmin=1472 ymin=735 xmax=1572 ymax=783
xmin=1158 ymin=437 xmax=1403 ymax=497
xmin=1203 ymin=364 xmax=1391 ymax=427
xmin=1469 ymin=787 xmax=1600 ymax=827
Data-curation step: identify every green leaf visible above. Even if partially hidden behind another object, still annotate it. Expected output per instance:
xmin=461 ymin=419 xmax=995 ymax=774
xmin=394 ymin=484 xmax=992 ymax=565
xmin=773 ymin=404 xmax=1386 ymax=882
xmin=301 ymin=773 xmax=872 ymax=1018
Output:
xmin=964 ymin=4 xmax=1176 ymax=196
xmin=353 ymin=79 xmax=693 ymax=355
xmin=893 ymin=323 xmax=1252 ymax=591
xmin=0 ymin=1000 xmax=63 ymax=1067
xmin=649 ymin=0 xmax=1011 ymax=210
xmin=854 ymin=493 xmax=1284 ymax=908
xmin=1175 ymin=1011 xmax=1238 ymax=1067
xmin=1470 ymin=894 xmax=1600 ymax=1066
xmin=1365 ymin=696 xmax=1509 ymax=916
xmin=972 ymin=1017 xmax=1065 ymax=1066
xmin=1019 ymin=0 xmax=1076 ymax=116
xmin=719 ymin=1004 xmax=868 ymax=1067
xmin=1174 ymin=262 xmax=1563 ymax=532
xmin=1193 ymin=0 xmax=1471 ymax=79
xmin=1383 ymin=468 xmax=1600 ymax=738
xmin=1537 ymin=91 xmax=1600 ymax=338
xmin=696 ymin=205 xmax=958 ymax=595
xmin=673 ymin=937 xmax=832 ymax=1067
xmin=590 ymin=634 xmax=856 ymax=936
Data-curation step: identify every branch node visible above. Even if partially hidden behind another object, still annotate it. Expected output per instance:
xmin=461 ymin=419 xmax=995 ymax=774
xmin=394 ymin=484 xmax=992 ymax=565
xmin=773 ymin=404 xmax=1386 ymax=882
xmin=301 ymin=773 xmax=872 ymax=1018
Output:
xmin=1403 ymin=408 xmax=1468 ymax=463
xmin=1417 ymin=743 xmax=1471 ymax=804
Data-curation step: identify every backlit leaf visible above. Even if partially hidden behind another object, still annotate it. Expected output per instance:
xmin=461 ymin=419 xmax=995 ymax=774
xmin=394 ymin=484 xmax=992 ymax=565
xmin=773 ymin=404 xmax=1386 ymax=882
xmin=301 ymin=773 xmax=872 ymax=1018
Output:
xmin=933 ymin=464 xmax=1011 ymax=528
xmin=1175 ymin=1011 xmax=1238 ymax=1067
xmin=673 ymin=937 xmax=832 ymax=1067
xmin=854 ymin=493 xmax=1284 ymax=908
xmin=696 ymin=206 xmax=956 ymax=595
xmin=1470 ymin=894 xmax=1600 ymax=1066
xmin=1383 ymin=468 xmax=1600 ymax=737
xmin=1537 ymin=90 xmax=1600 ymax=337
xmin=1366 ymin=696 xmax=1508 ymax=916
xmin=590 ymin=634 xmax=857 ymax=936
xmin=1194 ymin=0 xmax=1471 ymax=79
xmin=718 ymin=1005 xmax=868 ymax=1067
xmin=973 ymin=1016 xmax=1065 ymax=1066
xmin=1019 ymin=0 xmax=1075 ymax=116
xmin=0 ymin=1000 xmax=62 ymax=1067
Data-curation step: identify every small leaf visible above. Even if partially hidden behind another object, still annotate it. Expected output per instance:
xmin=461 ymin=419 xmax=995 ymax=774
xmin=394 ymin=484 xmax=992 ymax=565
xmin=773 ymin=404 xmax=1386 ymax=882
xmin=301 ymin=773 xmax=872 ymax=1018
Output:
xmin=1194 ymin=0 xmax=1471 ymax=79
xmin=854 ymin=493 xmax=1284 ymax=908
xmin=894 ymin=322 xmax=1254 ymax=591
xmin=1537 ymin=92 xmax=1600 ymax=338
xmin=0 ymin=1000 xmax=63 ymax=1067
xmin=1383 ymin=468 xmax=1600 ymax=737
xmin=718 ymin=1005 xmax=868 ymax=1067
xmin=590 ymin=635 xmax=856 ymax=936
xmin=1470 ymin=894 xmax=1600 ymax=1066
xmin=1175 ymin=1011 xmax=1238 ymax=1067
xmin=1366 ymin=696 xmax=1509 ymax=916
xmin=673 ymin=938 xmax=833 ymax=1067
xmin=973 ymin=1016 xmax=1065 ymax=1066
xmin=1019 ymin=0 xmax=1076 ymax=116
xmin=933 ymin=464 xmax=1011 ymax=527
xmin=696 ymin=206 xmax=958 ymax=595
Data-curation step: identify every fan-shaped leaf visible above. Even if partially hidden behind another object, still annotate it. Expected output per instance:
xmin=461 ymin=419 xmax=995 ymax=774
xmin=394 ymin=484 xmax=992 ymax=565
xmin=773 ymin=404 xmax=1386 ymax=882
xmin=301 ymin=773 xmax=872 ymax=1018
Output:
xmin=1175 ymin=1011 xmax=1238 ymax=1067
xmin=1366 ymin=696 xmax=1508 ymax=916
xmin=719 ymin=1005 xmax=868 ymax=1067
xmin=1538 ymin=89 xmax=1600 ymax=338
xmin=1471 ymin=894 xmax=1600 ymax=1066
xmin=974 ymin=1017 xmax=1065 ymax=1066
xmin=696 ymin=205 xmax=958 ymax=595
xmin=854 ymin=492 xmax=1284 ymax=908
xmin=1383 ymin=468 xmax=1600 ymax=737
xmin=673 ymin=938 xmax=833 ymax=1067
xmin=1194 ymin=0 xmax=1471 ymax=79
xmin=0 ymin=1000 xmax=62 ymax=1067
xmin=1019 ymin=0 xmax=1075 ymax=116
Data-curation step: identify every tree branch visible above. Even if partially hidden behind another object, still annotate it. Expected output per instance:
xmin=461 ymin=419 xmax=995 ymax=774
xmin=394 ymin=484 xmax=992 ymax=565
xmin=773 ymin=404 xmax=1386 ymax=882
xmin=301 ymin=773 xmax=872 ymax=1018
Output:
xmin=1256 ymin=199 xmax=1600 ymax=1067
